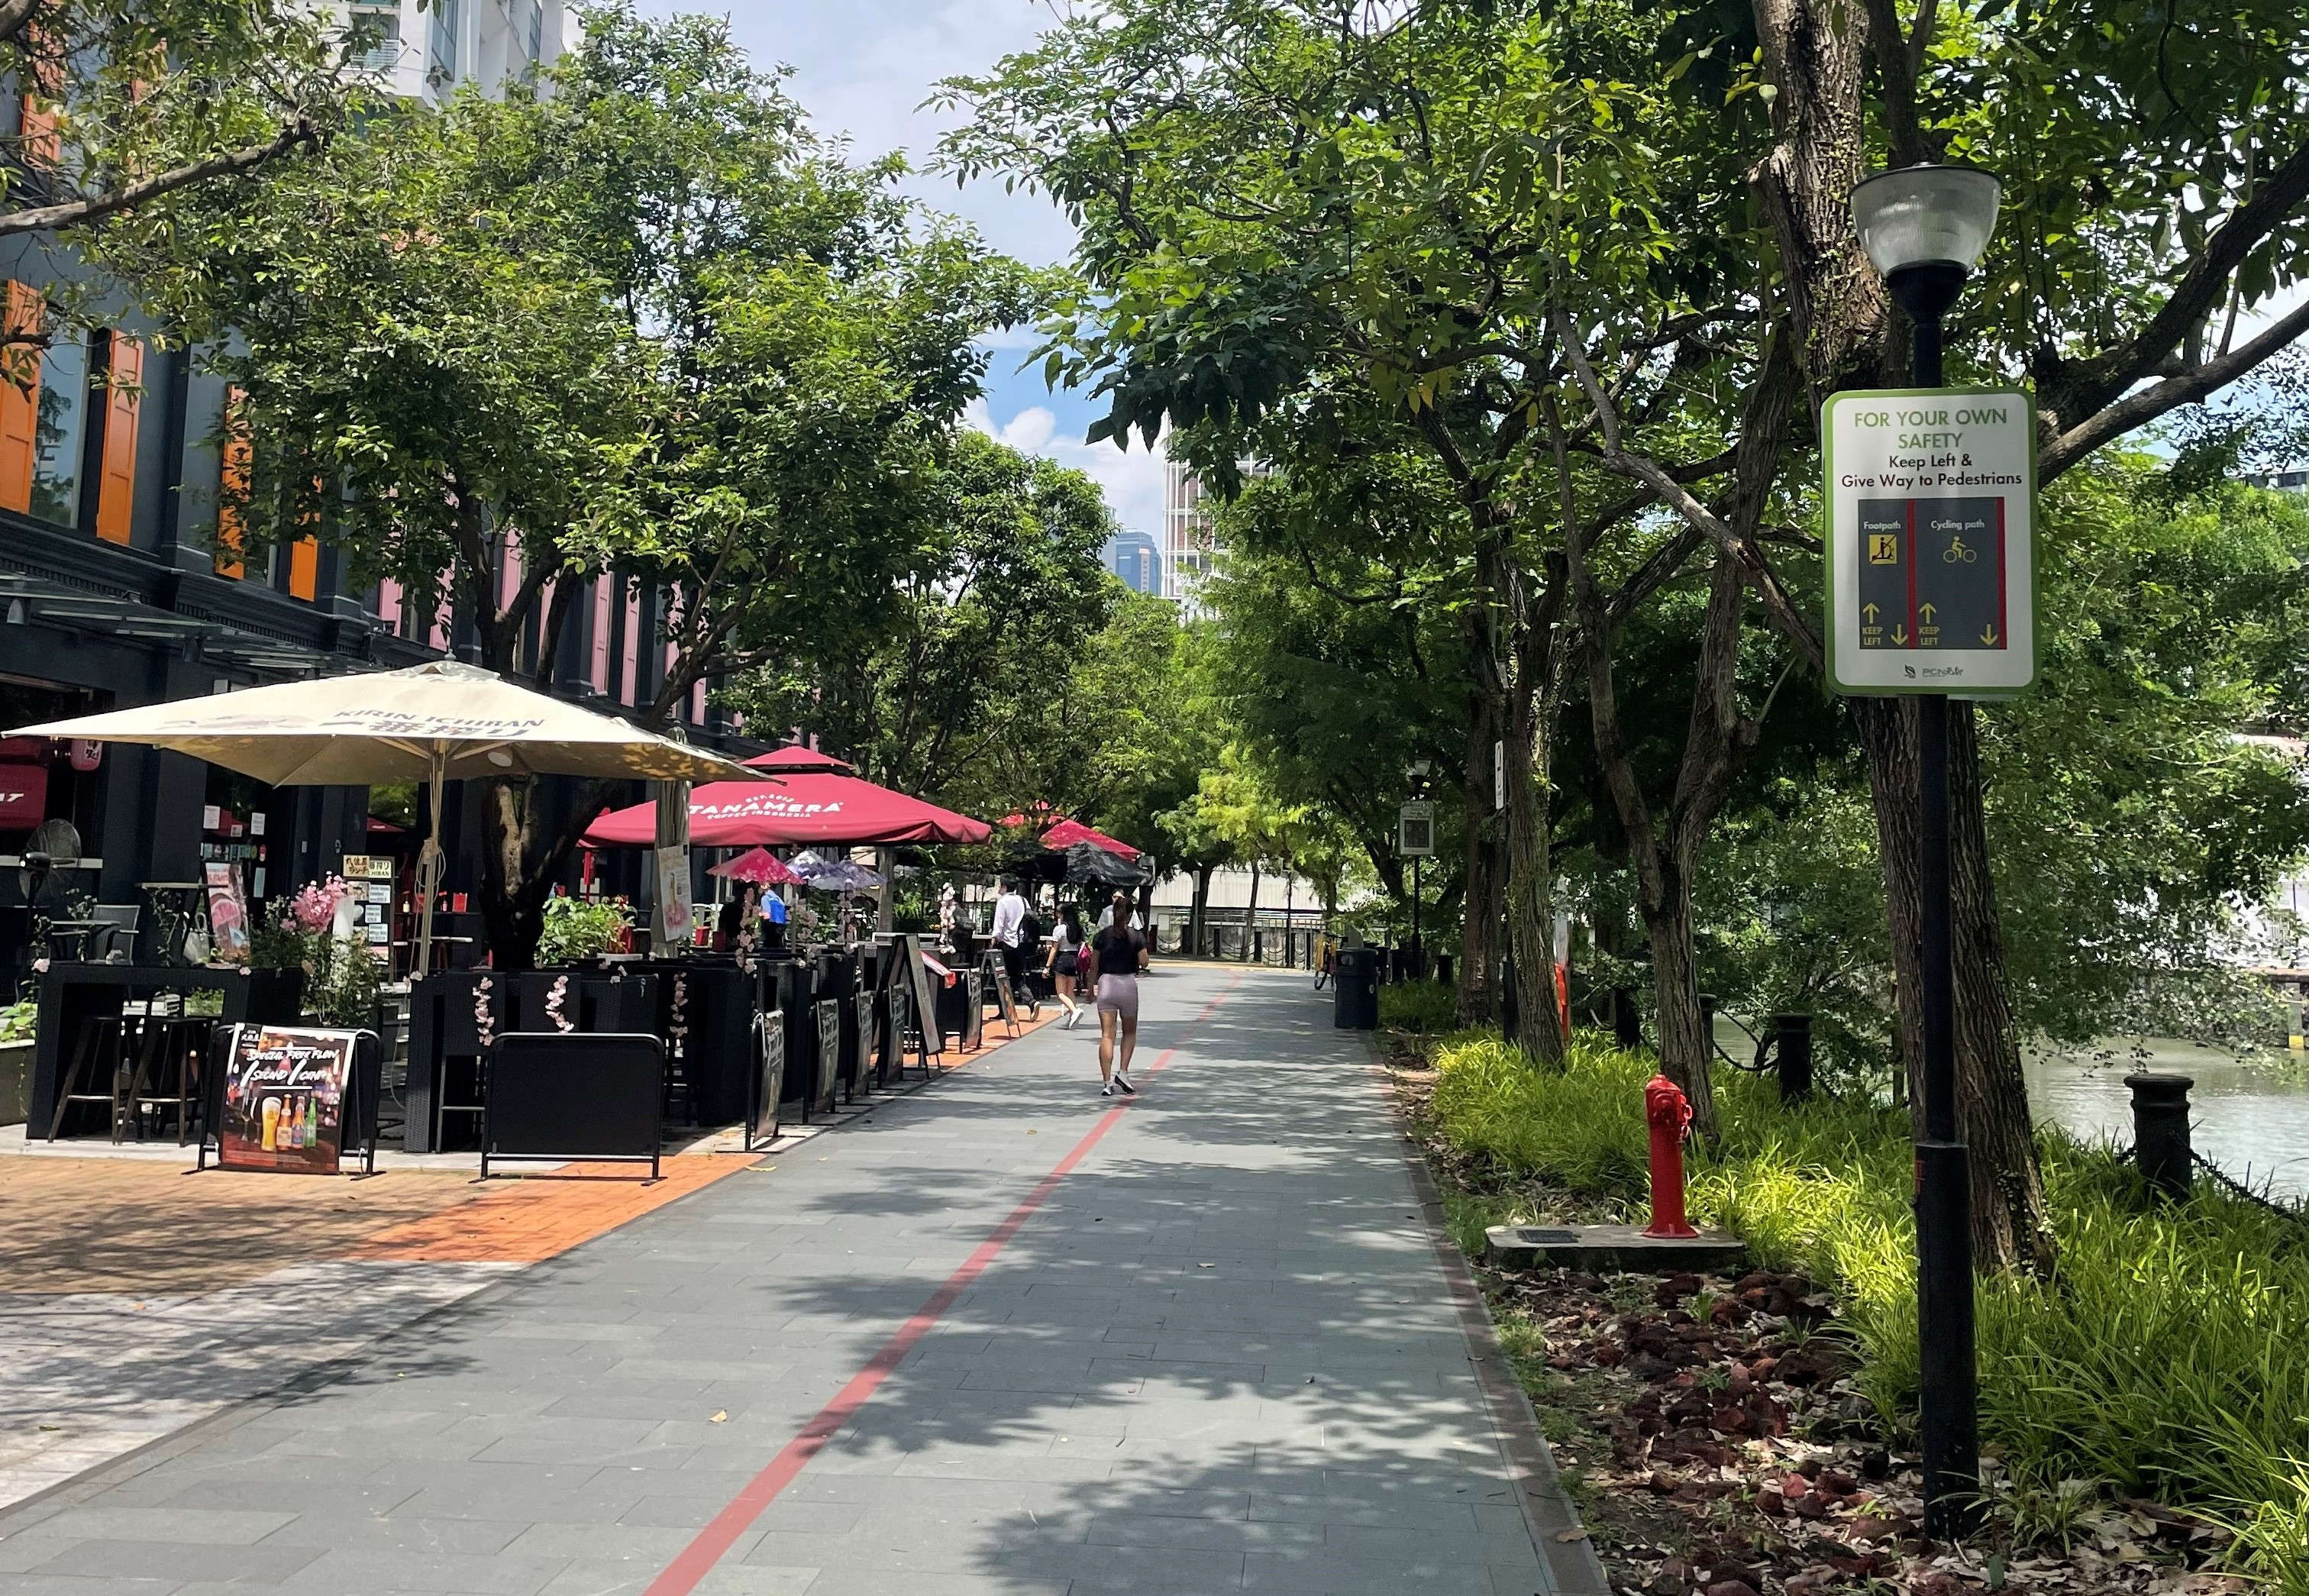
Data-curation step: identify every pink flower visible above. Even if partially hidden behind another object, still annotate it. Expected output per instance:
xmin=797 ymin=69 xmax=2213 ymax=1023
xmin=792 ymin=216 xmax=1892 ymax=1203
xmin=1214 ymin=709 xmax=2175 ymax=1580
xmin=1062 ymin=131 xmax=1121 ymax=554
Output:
xmin=285 ymin=875 xmax=354 ymax=935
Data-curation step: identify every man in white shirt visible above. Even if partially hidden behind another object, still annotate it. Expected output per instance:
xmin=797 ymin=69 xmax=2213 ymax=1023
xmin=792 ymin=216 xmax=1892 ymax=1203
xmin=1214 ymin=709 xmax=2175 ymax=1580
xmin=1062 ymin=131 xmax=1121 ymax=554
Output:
xmin=990 ymin=877 xmax=1037 ymax=1016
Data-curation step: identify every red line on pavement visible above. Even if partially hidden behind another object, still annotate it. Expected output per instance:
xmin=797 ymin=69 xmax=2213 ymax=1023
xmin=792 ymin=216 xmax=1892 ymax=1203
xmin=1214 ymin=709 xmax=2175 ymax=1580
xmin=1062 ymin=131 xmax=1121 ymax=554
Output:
xmin=643 ymin=971 xmax=1245 ymax=1596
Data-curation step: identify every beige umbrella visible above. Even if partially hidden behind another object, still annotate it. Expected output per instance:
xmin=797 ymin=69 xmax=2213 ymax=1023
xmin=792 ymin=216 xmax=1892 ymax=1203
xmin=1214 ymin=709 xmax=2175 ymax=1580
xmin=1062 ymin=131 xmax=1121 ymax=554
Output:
xmin=10 ymin=659 xmax=767 ymax=973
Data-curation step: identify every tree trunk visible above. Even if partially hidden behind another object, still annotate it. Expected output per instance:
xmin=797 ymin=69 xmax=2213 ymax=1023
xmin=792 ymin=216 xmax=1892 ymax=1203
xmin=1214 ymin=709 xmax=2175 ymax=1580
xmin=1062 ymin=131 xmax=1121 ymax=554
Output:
xmin=478 ymin=778 xmax=548 ymax=971
xmin=1456 ymin=685 xmax=1502 ymax=1026
xmin=1242 ymin=863 xmax=1260 ymax=961
xmin=1852 ymin=696 xmax=2054 ymax=1276
xmin=1191 ymin=862 xmax=1215 ymax=956
xmin=1500 ymin=544 xmax=1565 ymax=1068
xmin=1641 ymin=860 xmax=1720 ymax=1139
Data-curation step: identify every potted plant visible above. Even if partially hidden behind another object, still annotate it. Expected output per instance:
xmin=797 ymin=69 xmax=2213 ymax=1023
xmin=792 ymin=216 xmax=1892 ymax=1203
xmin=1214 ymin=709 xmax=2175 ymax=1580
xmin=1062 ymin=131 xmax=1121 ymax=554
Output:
xmin=0 ymin=997 xmax=34 ymax=1127
xmin=536 ymin=894 xmax=634 ymax=967
xmin=256 ymin=877 xmax=381 ymax=1029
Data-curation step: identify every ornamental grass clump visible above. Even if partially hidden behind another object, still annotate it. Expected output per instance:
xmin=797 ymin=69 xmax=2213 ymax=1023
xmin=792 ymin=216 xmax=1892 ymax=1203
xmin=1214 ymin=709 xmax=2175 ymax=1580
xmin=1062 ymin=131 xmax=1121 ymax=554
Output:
xmin=1378 ymin=980 xmax=1461 ymax=1034
xmin=1420 ymin=1029 xmax=2309 ymax=1590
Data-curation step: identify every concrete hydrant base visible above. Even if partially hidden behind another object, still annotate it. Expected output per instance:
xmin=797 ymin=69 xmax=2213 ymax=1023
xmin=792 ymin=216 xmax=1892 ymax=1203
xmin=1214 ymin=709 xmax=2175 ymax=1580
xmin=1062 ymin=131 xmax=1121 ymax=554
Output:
xmin=1484 ymin=1223 xmax=1747 ymax=1274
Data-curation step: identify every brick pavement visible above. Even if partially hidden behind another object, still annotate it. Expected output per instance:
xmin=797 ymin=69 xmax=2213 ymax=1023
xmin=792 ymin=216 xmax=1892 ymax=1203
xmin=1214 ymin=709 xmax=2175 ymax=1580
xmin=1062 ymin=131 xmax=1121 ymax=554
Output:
xmin=0 ymin=967 xmax=1591 ymax=1595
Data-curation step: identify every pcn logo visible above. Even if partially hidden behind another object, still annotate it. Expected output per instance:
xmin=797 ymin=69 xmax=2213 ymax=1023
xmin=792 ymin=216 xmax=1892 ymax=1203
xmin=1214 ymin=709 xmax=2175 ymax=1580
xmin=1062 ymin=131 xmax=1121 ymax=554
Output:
xmin=1904 ymin=665 xmax=1917 ymax=679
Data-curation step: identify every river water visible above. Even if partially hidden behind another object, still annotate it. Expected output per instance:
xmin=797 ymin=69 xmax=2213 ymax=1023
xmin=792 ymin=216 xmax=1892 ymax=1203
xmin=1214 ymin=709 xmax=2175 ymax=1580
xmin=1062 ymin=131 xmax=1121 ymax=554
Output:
xmin=2023 ymin=1039 xmax=2309 ymax=1203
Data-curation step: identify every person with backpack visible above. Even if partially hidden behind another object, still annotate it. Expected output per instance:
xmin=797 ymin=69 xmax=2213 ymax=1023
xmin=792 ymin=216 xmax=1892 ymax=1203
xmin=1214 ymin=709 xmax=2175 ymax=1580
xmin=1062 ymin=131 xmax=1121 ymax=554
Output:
xmin=1089 ymin=890 xmax=1149 ymax=1096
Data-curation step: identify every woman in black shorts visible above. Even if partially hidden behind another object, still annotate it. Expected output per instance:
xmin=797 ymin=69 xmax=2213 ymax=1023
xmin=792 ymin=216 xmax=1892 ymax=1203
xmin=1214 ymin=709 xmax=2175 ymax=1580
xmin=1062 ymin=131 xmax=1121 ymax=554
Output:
xmin=1090 ymin=890 xmax=1149 ymax=1096
xmin=1044 ymin=901 xmax=1088 ymax=1028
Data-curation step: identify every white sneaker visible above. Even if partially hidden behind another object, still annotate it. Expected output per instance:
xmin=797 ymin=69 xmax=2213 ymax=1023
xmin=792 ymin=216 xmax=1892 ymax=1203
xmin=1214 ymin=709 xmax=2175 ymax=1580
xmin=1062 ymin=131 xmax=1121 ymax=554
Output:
xmin=1100 ymin=1083 xmax=1115 ymax=1097
xmin=1115 ymin=1074 xmax=1136 ymax=1097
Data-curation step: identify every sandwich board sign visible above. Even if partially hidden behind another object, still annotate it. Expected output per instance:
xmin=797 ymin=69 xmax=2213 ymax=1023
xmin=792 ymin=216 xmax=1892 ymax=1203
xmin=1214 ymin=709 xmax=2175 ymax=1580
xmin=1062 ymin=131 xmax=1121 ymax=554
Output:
xmin=1823 ymin=389 xmax=2037 ymax=696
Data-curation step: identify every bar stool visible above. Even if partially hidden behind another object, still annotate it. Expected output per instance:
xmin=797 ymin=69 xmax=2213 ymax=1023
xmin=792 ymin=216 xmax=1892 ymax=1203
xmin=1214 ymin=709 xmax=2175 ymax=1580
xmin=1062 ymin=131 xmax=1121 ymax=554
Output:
xmin=121 ymin=1017 xmax=213 ymax=1144
xmin=47 ymin=1016 xmax=128 ymax=1140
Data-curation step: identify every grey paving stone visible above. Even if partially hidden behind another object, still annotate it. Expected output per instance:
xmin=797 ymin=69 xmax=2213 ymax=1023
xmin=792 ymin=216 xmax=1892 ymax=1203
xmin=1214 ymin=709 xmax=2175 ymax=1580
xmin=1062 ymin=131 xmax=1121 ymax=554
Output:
xmin=27 ymin=1538 xmax=324 ymax=1585
xmin=2 ymin=968 xmax=1581 ymax=1596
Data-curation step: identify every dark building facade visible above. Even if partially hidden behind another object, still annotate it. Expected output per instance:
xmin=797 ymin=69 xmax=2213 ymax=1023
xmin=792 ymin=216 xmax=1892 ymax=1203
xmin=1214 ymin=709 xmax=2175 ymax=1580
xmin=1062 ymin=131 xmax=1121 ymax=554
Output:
xmin=0 ymin=237 xmax=753 ymax=982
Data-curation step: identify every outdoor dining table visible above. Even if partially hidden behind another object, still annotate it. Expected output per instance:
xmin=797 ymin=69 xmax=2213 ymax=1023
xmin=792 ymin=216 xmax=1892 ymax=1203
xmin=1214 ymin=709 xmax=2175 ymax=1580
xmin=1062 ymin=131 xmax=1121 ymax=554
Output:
xmin=29 ymin=962 xmax=305 ymax=1142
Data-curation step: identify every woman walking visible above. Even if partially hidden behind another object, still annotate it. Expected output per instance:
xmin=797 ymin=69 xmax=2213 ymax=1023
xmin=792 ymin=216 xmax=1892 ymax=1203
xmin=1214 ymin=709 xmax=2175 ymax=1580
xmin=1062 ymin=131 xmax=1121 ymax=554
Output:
xmin=1090 ymin=890 xmax=1149 ymax=1096
xmin=1044 ymin=901 xmax=1088 ymax=1028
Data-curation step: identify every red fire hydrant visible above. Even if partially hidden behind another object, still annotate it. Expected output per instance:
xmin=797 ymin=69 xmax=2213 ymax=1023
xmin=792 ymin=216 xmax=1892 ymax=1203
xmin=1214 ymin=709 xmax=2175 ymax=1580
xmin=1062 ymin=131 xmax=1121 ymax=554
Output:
xmin=1642 ymin=1074 xmax=1697 ymax=1239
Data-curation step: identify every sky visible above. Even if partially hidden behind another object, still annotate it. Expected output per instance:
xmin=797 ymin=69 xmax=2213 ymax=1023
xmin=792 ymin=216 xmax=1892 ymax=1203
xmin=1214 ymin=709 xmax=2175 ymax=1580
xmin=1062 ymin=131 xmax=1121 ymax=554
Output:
xmin=633 ymin=0 xmax=1169 ymax=544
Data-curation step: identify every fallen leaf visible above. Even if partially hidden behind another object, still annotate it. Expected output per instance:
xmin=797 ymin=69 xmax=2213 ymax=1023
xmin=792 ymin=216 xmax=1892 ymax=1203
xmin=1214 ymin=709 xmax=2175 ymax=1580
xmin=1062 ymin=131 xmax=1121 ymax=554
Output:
xmin=709 ymin=1410 xmax=728 ymax=1423
xmin=1556 ymin=1527 xmax=1590 ymax=1543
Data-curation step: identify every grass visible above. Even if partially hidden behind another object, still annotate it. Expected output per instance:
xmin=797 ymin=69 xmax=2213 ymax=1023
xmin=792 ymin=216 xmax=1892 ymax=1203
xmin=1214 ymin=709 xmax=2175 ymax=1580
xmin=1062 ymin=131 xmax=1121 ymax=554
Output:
xmin=1416 ymin=1028 xmax=2309 ymax=1592
xmin=1377 ymin=979 xmax=1461 ymax=1034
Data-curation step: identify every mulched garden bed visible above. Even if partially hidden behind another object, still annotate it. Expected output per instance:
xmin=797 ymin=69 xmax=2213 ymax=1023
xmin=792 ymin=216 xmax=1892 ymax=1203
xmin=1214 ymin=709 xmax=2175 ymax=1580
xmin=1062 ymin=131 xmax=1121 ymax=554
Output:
xmin=1387 ymin=1055 xmax=2252 ymax=1596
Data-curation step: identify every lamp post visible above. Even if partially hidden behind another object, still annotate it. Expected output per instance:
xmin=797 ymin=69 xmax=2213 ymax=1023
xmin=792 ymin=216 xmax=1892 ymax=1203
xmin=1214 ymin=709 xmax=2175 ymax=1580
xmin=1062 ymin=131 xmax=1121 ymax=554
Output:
xmin=1849 ymin=162 xmax=2001 ymax=1540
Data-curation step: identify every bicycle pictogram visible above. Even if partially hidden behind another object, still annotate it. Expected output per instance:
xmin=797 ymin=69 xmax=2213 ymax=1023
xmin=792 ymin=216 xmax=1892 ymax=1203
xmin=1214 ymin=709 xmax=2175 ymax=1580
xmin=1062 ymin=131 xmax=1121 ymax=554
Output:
xmin=1942 ymin=535 xmax=1978 ymax=563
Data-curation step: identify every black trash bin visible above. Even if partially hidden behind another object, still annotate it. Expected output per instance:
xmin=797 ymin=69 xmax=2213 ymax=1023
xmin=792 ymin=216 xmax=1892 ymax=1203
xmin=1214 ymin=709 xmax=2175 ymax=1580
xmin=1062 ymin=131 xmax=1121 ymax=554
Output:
xmin=1332 ymin=948 xmax=1379 ymax=1031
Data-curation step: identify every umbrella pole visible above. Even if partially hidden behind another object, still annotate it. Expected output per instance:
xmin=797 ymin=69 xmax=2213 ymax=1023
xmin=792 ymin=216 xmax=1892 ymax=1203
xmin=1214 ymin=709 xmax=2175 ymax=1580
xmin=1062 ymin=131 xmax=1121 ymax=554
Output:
xmin=415 ymin=749 xmax=446 ymax=980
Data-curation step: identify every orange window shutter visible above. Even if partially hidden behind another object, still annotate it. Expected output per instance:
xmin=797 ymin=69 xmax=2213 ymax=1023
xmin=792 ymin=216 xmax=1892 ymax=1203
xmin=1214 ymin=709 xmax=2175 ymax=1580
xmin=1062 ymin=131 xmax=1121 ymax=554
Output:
xmin=20 ymin=40 xmax=61 ymax=168
xmin=215 ymin=388 xmax=250 ymax=579
xmin=286 ymin=471 xmax=324 ymax=599
xmin=94 ymin=334 xmax=142 ymax=544
xmin=0 ymin=282 xmax=43 ymax=515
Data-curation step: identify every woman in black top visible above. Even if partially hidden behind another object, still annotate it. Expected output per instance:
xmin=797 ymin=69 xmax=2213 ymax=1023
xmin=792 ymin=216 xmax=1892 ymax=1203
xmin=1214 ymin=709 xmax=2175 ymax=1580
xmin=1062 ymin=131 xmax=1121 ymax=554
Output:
xmin=1090 ymin=891 xmax=1148 ymax=1096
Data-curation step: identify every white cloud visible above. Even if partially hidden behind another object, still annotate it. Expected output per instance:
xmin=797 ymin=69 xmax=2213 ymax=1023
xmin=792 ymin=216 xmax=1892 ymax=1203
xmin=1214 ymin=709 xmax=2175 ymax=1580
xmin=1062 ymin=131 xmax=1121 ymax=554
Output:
xmin=656 ymin=0 xmax=1081 ymax=267
xmin=966 ymin=397 xmax=1166 ymax=542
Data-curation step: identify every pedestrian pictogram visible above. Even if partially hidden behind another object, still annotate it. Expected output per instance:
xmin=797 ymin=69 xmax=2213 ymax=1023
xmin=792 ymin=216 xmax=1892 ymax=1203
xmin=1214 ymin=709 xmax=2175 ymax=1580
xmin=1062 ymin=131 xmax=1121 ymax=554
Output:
xmin=1823 ymin=389 xmax=2037 ymax=696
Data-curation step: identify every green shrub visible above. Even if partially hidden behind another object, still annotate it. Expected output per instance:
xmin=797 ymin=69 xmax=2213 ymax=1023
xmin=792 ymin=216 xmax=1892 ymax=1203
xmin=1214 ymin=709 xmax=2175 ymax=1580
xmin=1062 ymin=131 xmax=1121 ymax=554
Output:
xmin=1421 ymin=1029 xmax=2309 ymax=1589
xmin=538 ymin=895 xmax=634 ymax=964
xmin=1379 ymin=980 xmax=1459 ymax=1034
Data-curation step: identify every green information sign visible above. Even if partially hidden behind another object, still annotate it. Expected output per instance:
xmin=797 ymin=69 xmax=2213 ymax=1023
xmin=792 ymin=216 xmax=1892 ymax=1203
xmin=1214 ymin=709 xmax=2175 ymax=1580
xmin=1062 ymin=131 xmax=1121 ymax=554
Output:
xmin=1823 ymin=388 xmax=2038 ymax=696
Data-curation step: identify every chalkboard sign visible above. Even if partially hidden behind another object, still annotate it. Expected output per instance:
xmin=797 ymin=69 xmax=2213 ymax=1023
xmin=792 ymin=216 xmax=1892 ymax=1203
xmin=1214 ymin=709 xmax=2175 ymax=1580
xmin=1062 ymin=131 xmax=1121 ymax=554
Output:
xmin=900 ymin=934 xmax=941 ymax=1065
xmin=889 ymin=977 xmax=912 ymax=1077
xmin=992 ymin=964 xmax=1021 ymax=1037
xmin=748 ymin=1009 xmax=784 ymax=1152
xmin=962 ymin=968 xmax=984 ymax=1052
xmin=814 ymin=999 xmax=841 ymax=1115
xmin=482 ymin=1032 xmax=663 ymax=1179
xmin=853 ymin=990 xmax=876 ymax=1092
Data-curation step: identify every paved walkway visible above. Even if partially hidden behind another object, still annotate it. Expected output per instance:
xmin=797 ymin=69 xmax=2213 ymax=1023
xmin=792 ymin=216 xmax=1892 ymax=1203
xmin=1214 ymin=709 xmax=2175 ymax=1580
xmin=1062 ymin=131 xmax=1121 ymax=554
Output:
xmin=0 ymin=966 xmax=1584 ymax=1596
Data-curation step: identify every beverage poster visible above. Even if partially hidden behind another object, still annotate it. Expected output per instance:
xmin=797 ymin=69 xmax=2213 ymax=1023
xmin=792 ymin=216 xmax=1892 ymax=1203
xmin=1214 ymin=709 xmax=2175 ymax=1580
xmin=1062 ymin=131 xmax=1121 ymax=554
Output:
xmin=204 ymin=861 xmax=250 ymax=964
xmin=217 ymin=1026 xmax=360 ymax=1174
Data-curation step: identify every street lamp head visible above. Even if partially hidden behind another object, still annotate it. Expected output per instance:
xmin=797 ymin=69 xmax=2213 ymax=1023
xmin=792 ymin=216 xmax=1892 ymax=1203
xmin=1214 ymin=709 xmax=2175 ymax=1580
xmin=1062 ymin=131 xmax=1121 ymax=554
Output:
xmin=1851 ymin=163 xmax=2001 ymax=279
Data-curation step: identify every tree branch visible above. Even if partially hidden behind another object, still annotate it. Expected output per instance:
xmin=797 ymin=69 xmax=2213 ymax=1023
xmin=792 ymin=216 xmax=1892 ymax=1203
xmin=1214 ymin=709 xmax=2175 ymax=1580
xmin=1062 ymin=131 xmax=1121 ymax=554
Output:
xmin=2040 ymin=292 xmax=2309 ymax=483
xmin=0 ymin=116 xmax=320 ymax=237
xmin=2043 ymin=140 xmax=2309 ymax=428
xmin=1553 ymin=310 xmax=1826 ymax=672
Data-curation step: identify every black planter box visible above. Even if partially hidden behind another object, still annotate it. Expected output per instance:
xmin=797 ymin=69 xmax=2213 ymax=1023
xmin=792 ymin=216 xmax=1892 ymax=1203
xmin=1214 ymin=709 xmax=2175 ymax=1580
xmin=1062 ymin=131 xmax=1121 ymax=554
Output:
xmin=626 ymin=958 xmax=754 ymax=1127
xmin=406 ymin=970 xmax=508 ymax=1153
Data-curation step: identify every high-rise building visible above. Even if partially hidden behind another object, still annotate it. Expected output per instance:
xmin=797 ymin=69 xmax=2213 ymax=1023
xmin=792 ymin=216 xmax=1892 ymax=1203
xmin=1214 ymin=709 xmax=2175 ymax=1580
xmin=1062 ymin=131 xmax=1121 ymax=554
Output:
xmin=1161 ymin=454 xmax=1214 ymax=610
xmin=1103 ymin=531 xmax=1162 ymax=595
xmin=338 ymin=0 xmax=580 ymax=101
xmin=1162 ymin=452 xmax=1265 ymax=615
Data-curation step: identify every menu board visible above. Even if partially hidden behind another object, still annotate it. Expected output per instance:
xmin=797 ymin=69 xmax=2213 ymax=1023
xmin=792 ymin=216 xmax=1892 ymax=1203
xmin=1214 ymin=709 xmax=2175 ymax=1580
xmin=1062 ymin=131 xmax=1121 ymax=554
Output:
xmin=216 ymin=1026 xmax=360 ymax=1174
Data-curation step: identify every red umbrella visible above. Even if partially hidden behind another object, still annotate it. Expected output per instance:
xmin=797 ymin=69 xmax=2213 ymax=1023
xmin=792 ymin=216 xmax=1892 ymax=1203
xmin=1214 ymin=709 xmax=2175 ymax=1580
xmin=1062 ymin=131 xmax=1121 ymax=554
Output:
xmin=586 ymin=753 xmax=990 ymax=848
xmin=751 ymin=744 xmax=854 ymax=774
xmin=1039 ymin=816 xmax=1141 ymax=861
xmin=708 ymin=847 xmax=799 ymax=886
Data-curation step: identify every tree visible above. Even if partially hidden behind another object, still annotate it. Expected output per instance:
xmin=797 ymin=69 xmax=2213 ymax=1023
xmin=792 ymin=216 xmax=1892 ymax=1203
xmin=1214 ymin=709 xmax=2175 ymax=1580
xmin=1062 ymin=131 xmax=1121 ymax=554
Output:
xmin=3 ymin=0 xmax=348 ymax=243
xmin=726 ymin=428 xmax=1117 ymax=807
xmin=118 ymin=8 xmax=1033 ymax=965
xmin=1198 ymin=464 xmax=1477 ymax=966
xmin=936 ymin=3 xmax=1695 ymax=1065
xmin=947 ymin=0 xmax=2309 ymax=1268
